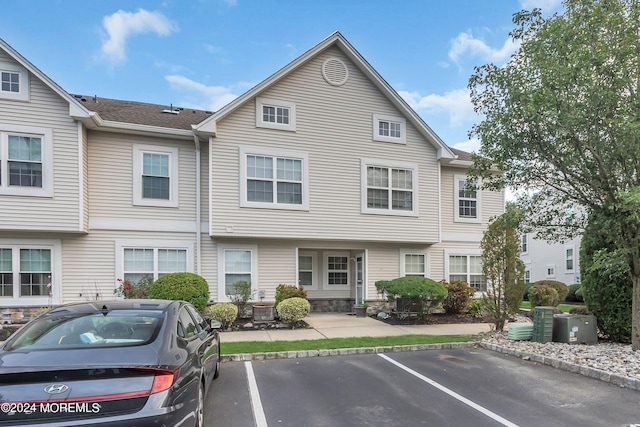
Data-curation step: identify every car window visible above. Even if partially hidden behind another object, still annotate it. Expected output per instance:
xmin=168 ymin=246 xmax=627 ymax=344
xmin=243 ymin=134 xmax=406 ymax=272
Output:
xmin=186 ymin=305 xmax=207 ymax=331
xmin=177 ymin=307 xmax=198 ymax=339
xmin=6 ymin=310 xmax=164 ymax=350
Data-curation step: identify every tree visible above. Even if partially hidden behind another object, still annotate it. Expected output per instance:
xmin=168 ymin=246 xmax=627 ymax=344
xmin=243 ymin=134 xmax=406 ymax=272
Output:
xmin=467 ymin=0 xmax=640 ymax=349
xmin=480 ymin=203 xmax=526 ymax=332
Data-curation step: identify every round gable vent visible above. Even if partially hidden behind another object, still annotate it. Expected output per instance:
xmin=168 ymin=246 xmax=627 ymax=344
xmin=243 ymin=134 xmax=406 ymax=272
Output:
xmin=322 ymin=57 xmax=349 ymax=86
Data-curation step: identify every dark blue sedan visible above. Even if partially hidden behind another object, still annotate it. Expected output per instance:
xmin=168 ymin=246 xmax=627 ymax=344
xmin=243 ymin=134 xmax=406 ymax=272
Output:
xmin=0 ymin=299 xmax=221 ymax=427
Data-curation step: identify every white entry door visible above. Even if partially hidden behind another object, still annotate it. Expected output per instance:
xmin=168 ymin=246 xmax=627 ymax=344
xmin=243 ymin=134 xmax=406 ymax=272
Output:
xmin=355 ymin=252 xmax=366 ymax=304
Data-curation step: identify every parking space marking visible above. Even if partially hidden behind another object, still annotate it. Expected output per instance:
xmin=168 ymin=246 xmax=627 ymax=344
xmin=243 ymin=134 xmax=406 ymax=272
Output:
xmin=245 ymin=362 xmax=268 ymax=427
xmin=378 ymin=354 xmax=519 ymax=427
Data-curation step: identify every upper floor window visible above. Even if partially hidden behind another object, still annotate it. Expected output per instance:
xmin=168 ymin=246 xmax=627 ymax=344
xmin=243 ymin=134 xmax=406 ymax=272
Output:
xmin=565 ymin=247 xmax=574 ymax=271
xmin=373 ymin=114 xmax=406 ymax=144
xmin=133 ymin=145 xmax=179 ymax=207
xmin=0 ymin=62 xmax=28 ymax=101
xmin=361 ymin=159 xmax=418 ymax=216
xmin=454 ymin=174 xmax=481 ymax=223
xmin=0 ymin=125 xmax=52 ymax=197
xmin=546 ymin=264 xmax=556 ymax=278
xmin=521 ymin=234 xmax=528 ymax=253
xmin=256 ymin=97 xmax=296 ymax=131
xmin=240 ymin=148 xmax=308 ymax=210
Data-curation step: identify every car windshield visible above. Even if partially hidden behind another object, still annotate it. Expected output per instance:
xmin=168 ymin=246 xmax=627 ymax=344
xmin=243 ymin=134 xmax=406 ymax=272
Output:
xmin=5 ymin=310 xmax=164 ymax=351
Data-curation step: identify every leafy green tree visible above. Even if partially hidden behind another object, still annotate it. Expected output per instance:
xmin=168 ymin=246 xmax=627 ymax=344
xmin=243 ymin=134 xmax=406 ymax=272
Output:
xmin=467 ymin=0 xmax=640 ymax=349
xmin=480 ymin=203 xmax=526 ymax=331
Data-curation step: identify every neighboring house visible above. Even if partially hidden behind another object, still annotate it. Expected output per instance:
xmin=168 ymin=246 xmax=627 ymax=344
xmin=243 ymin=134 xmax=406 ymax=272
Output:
xmin=0 ymin=32 xmax=504 ymax=312
xmin=520 ymin=233 xmax=581 ymax=285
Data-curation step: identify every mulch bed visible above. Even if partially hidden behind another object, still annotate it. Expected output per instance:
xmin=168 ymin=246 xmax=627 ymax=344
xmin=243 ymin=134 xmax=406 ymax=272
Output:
xmin=373 ymin=312 xmax=489 ymax=326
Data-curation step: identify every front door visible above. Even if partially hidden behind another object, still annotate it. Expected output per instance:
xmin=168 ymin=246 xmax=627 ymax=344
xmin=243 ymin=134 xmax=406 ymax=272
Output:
xmin=355 ymin=253 xmax=366 ymax=304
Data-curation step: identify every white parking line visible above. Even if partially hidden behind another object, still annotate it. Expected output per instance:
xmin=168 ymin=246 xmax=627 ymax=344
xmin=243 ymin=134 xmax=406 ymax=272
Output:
xmin=378 ymin=354 xmax=519 ymax=427
xmin=245 ymin=361 xmax=268 ymax=427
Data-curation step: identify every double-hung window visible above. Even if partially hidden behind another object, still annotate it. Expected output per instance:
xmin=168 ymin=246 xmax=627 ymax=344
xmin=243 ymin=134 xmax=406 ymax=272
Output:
xmin=217 ymin=244 xmax=258 ymax=301
xmin=122 ymin=247 xmax=188 ymax=284
xmin=297 ymin=251 xmax=316 ymax=289
xmin=521 ymin=234 xmax=528 ymax=253
xmin=565 ymin=247 xmax=574 ymax=272
xmin=240 ymin=148 xmax=308 ymax=210
xmin=256 ymin=98 xmax=296 ymax=131
xmin=133 ymin=145 xmax=179 ymax=207
xmin=447 ymin=254 xmax=486 ymax=291
xmin=361 ymin=159 xmax=417 ymax=216
xmin=0 ymin=126 xmax=52 ymax=197
xmin=325 ymin=252 xmax=349 ymax=289
xmin=0 ymin=240 xmax=60 ymax=306
xmin=373 ymin=114 xmax=406 ymax=144
xmin=454 ymin=174 xmax=481 ymax=223
xmin=401 ymin=250 xmax=427 ymax=277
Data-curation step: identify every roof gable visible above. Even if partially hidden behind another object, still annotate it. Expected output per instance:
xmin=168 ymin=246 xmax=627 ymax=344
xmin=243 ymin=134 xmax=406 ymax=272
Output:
xmin=194 ymin=31 xmax=455 ymax=160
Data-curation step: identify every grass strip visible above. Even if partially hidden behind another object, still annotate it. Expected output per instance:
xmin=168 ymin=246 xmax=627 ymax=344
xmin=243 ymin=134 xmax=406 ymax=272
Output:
xmin=221 ymin=334 xmax=476 ymax=355
xmin=520 ymin=302 xmax=579 ymax=312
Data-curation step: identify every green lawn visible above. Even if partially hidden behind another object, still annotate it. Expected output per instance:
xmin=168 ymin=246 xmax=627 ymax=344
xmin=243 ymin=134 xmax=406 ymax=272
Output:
xmin=520 ymin=301 xmax=580 ymax=312
xmin=221 ymin=334 xmax=476 ymax=355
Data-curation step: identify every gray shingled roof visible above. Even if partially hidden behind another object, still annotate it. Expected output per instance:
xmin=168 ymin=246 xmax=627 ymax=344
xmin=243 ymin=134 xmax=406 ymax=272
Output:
xmin=72 ymin=94 xmax=214 ymax=131
xmin=451 ymin=147 xmax=473 ymax=161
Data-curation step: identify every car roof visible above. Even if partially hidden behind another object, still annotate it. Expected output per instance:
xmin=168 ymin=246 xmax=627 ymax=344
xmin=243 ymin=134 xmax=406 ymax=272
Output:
xmin=45 ymin=299 xmax=179 ymax=316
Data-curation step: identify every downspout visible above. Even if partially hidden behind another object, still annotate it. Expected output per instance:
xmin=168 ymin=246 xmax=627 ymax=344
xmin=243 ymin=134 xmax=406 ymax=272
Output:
xmin=193 ymin=132 xmax=202 ymax=276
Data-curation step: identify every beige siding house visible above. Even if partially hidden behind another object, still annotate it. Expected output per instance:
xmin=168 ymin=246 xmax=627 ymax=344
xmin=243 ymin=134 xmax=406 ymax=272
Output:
xmin=0 ymin=32 xmax=503 ymax=312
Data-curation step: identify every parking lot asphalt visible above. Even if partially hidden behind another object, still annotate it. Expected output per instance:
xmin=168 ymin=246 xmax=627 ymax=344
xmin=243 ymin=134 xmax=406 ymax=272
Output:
xmin=220 ymin=312 xmax=492 ymax=343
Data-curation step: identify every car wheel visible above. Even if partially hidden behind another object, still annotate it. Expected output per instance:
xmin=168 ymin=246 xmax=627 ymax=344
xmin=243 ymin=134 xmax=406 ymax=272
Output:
xmin=213 ymin=346 xmax=221 ymax=379
xmin=195 ymin=382 xmax=204 ymax=427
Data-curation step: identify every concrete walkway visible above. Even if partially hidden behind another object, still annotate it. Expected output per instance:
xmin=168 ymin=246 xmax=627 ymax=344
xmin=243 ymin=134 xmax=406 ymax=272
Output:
xmin=220 ymin=312 xmax=492 ymax=343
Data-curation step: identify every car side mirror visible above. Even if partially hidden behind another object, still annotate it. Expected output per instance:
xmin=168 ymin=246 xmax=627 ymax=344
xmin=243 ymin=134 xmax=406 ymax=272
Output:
xmin=208 ymin=319 xmax=222 ymax=330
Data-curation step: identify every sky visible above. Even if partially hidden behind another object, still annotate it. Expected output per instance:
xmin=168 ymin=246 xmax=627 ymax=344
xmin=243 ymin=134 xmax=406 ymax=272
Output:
xmin=0 ymin=0 xmax=562 ymax=152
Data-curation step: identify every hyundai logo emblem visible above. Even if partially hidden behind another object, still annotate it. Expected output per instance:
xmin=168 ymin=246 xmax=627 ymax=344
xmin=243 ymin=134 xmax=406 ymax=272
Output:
xmin=44 ymin=384 xmax=69 ymax=395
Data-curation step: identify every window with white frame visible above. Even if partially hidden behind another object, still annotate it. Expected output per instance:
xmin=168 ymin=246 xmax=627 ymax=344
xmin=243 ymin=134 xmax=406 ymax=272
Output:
xmin=546 ymin=264 xmax=556 ymax=278
xmin=0 ymin=62 xmax=29 ymax=101
xmin=524 ymin=269 xmax=531 ymax=284
xmin=240 ymin=148 xmax=308 ymax=210
xmin=373 ymin=114 xmax=406 ymax=144
xmin=217 ymin=244 xmax=258 ymax=301
xmin=256 ymin=97 xmax=296 ymax=131
xmin=298 ymin=252 xmax=316 ymax=288
xmin=448 ymin=254 xmax=486 ymax=291
xmin=133 ymin=145 xmax=179 ymax=207
xmin=565 ymin=247 xmax=574 ymax=271
xmin=122 ymin=247 xmax=188 ymax=284
xmin=0 ymin=240 xmax=60 ymax=305
xmin=325 ymin=253 xmax=349 ymax=288
xmin=0 ymin=126 xmax=53 ymax=197
xmin=454 ymin=175 xmax=480 ymax=223
xmin=521 ymin=234 xmax=528 ymax=253
xmin=401 ymin=251 xmax=426 ymax=277
xmin=361 ymin=159 xmax=417 ymax=216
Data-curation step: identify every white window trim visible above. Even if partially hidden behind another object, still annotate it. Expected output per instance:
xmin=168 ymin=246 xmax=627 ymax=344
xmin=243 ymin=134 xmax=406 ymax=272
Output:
xmin=454 ymin=174 xmax=481 ymax=224
xmin=115 ymin=240 xmax=195 ymax=286
xmin=400 ymin=249 xmax=428 ymax=277
xmin=444 ymin=249 xmax=485 ymax=293
xmin=546 ymin=264 xmax=556 ymax=279
xmin=0 ymin=62 xmax=29 ymax=101
xmin=361 ymin=158 xmax=419 ymax=217
xmin=133 ymin=144 xmax=179 ymax=207
xmin=240 ymin=147 xmax=309 ymax=211
xmin=323 ymin=251 xmax=350 ymax=290
xmin=0 ymin=124 xmax=53 ymax=197
xmin=297 ymin=249 xmax=318 ymax=290
xmin=373 ymin=114 xmax=406 ymax=144
xmin=521 ymin=234 xmax=528 ymax=254
xmin=0 ymin=239 xmax=61 ymax=307
xmin=256 ymin=97 xmax=296 ymax=131
xmin=217 ymin=244 xmax=259 ymax=302
xmin=524 ymin=269 xmax=531 ymax=284
xmin=565 ymin=245 xmax=575 ymax=273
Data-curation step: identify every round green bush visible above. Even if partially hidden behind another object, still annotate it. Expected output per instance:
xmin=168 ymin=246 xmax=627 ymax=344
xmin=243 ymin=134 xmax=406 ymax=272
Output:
xmin=209 ymin=303 xmax=238 ymax=330
xmin=149 ymin=272 xmax=210 ymax=313
xmin=566 ymin=284 xmax=582 ymax=302
xmin=527 ymin=284 xmax=559 ymax=308
xmin=276 ymin=297 xmax=311 ymax=323
xmin=533 ymin=280 xmax=569 ymax=302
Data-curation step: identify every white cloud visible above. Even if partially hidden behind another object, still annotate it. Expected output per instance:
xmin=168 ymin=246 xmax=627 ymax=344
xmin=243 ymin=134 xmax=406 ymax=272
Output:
xmin=164 ymin=75 xmax=254 ymax=111
xmin=101 ymin=9 xmax=178 ymax=64
xmin=400 ymin=88 xmax=475 ymax=126
xmin=448 ymin=31 xmax=519 ymax=66
xmin=519 ymin=0 xmax=563 ymax=12
xmin=452 ymin=138 xmax=481 ymax=154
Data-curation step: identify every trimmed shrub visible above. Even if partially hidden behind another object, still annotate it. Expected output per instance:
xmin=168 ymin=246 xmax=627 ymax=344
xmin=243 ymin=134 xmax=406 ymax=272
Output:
xmin=276 ymin=297 xmax=311 ymax=324
xmin=228 ymin=280 xmax=252 ymax=316
xmin=375 ymin=277 xmax=448 ymax=316
xmin=209 ymin=303 xmax=238 ymax=330
xmin=566 ymin=284 xmax=582 ymax=302
xmin=527 ymin=284 xmax=559 ymax=308
xmin=467 ymin=299 xmax=484 ymax=318
xmin=275 ymin=284 xmax=307 ymax=306
xmin=523 ymin=282 xmax=535 ymax=301
xmin=533 ymin=280 xmax=569 ymax=302
xmin=442 ymin=281 xmax=474 ymax=315
xmin=149 ymin=272 xmax=210 ymax=313
xmin=569 ymin=306 xmax=590 ymax=315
